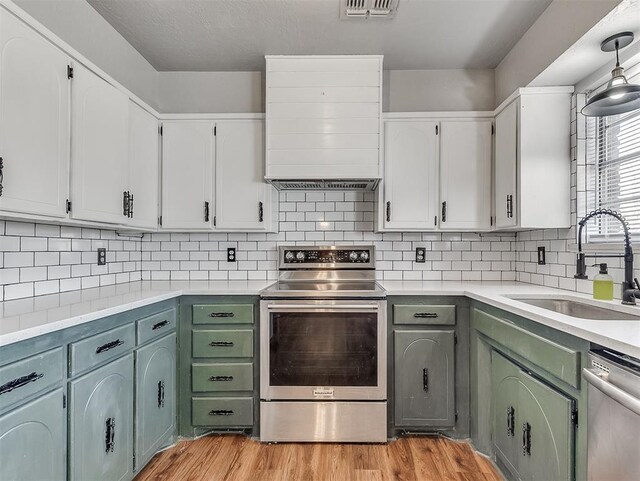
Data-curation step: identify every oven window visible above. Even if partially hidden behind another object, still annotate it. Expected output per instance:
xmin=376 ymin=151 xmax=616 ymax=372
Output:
xmin=269 ymin=311 xmax=378 ymax=387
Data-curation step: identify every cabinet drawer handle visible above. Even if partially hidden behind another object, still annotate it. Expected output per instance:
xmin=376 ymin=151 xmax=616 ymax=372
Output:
xmin=209 ymin=409 xmax=234 ymax=416
xmin=96 ymin=339 xmax=124 ymax=354
xmin=0 ymin=371 xmax=44 ymax=396
xmin=209 ymin=312 xmax=235 ymax=318
xmin=105 ymin=417 xmax=115 ymax=453
xmin=522 ymin=422 xmax=531 ymax=456
xmin=423 ymin=368 xmax=429 ymax=392
xmin=157 ymin=380 xmax=165 ymax=408
xmin=209 ymin=341 xmax=234 ymax=347
xmin=506 ymin=406 xmax=515 ymax=437
xmin=414 ymin=312 xmax=438 ymax=319
xmin=209 ymin=375 xmax=234 ymax=382
xmin=152 ymin=320 xmax=169 ymax=330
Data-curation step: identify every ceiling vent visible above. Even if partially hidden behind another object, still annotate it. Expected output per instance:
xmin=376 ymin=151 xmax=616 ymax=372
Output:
xmin=340 ymin=0 xmax=399 ymax=19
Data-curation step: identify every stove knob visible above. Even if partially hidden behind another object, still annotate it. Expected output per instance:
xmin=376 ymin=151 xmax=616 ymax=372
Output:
xmin=285 ymin=251 xmax=294 ymax=262
xmin=360 ymin=251 xmax=369 ymax=261
xmin=296 ymin=251 xmax=305 ymax=261
xmin=349 ymin=251 xmax=358 ymax=262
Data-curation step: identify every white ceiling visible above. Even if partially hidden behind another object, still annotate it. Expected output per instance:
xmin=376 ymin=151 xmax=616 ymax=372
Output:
xmin=86 ymin=0 xmax=553 ymax=71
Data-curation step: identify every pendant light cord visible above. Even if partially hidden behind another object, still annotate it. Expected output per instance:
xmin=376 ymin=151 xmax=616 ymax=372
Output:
xmin=615 ymin=40 xmax=620 ymax=67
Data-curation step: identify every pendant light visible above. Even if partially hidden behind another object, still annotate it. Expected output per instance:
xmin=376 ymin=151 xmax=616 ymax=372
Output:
xmin=581 ymin=32 xmax=640 ymax=117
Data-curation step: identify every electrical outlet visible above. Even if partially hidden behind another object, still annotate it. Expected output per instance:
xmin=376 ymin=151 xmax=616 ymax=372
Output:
xmin=537 ymin=246 xmax=546 ymax=265
xmin=227 ymin=248 xmax=236 ymax=262
xmin=97 ymin=248 xmax=107 ymax=266
xmin=415 ymin=247 xmax=426 ymax=263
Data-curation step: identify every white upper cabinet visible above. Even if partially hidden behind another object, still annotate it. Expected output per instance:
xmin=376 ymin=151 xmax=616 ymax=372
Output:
xmin=0 ymin=9 xmax=70 ymax=218
xmin=380 ymin=120 xmax=439 ymax=231
xmin=127 ymin=101 xmax=159 ymax=230
xmin=266 ymin=55 xmax=382 ymax=180
xmin=161 ymin=121 xmax=213 ymax=230
xmin=70 ymin=63 xmax=129 ymax=224
xmin=493 ymin=88 xmax=573 ymax=230
xmin=439 ymin=120 xmax=492 ymax=231
xmin=214 ymin=120 xmax=276 ymax=231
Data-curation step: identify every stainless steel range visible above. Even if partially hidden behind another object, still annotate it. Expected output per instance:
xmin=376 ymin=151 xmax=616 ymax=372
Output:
xmin=259 ymin=245 xmax=387 ymax=442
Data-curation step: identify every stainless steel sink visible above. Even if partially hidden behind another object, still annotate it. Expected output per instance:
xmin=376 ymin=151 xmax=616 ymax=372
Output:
xmin=512 ymin=298 xmax=640 ymax=321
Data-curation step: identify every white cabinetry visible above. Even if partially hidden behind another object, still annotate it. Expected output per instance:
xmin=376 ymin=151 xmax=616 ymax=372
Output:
xmin=214 ymin=120 xmax=276 ymax=231
xmin=380 ymin=120 xmax=439 ymax=231
xmin=0 ymin=9 xmax=70 ymax=218
xmin=266 ymin=55 xmax=382 ymax=180
xmin=439 ymin=120 xmax=492 ymax=231
xmin=127 ymin=101 xmax=159 ymax=229
xmin=70 ymin=63 xmax=129 ymax=224
xmin=160 ymin=121 xmax=213 ymax=230
xmin=493 ymin=88 xmax=573 ymax=230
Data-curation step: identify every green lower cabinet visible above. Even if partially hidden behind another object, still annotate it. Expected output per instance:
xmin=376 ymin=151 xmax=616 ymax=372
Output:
xmin=192 ymin=362 xmax=253 ymax=392
xmin=70 ymin=354 xmax=134 ymax=481
xmin=135 ymin=333 xmax=176 ymax=471
xmin=192 ymin=329 xmax=253 ymax=358
xmin=192 ymin=397 xmax=253 ymax=427
xmin=491 ymin=350 xmax=574 ymax=481
xmin=394 ymin=330 xmax=455 ymax=427
xmin=0 ymin=388 xmax=65 ymax=481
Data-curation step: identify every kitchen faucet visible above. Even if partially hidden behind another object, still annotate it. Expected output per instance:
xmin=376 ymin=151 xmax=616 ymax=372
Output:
xmin=575 ymin=208 xmax=640 ymax=305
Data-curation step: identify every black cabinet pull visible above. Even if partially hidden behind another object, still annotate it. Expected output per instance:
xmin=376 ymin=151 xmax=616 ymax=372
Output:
xmin=152 ymin=320 xmax=169 ymax=330
xmin=95 ymin=339 xmax=124 ymax=354
xmin=105 ymin=417 xmax=115 ymax=453
xmin=258 ymin=201 xmax=264 ymax=222
xmin=0 ymin=371 xmax=44 ymax=396
xmin=422 ymin=368 xmax=429 ymax=392
xmin=209 ymin=410 xmax=234 ymax=416
xmin=506 ymin=194 xmax=514 ymax=218
xmin=123 ymin=191 xmax=130 ymax=217
xmin=209 ymin=312 xmax=235 ymax=318
xmin=129 ymin=193 xmax=134 ymax=218
xmin=386 ymin=201 xmax=391 ymax=222
xmin=441 ymin=201 xmax=447 ymax=222
xmin=204 ymin=201 xmax=210 ymax=222
xmin=209 ymin=341 xmax=234 ymax=347
xmin=414 ymin=312 xmax=438 ymax=319
xmin=0 ymin=156 xmax=4 ymax=196
xmin=522 ymin=422 xmax=531 ymax=456
xmin=157 ymin=380 xmax=165 ymax=408
xmin=209 ymin=375 xmax=234 ymax=382
xmin=507 ymin=406 xmax=515 ymax=437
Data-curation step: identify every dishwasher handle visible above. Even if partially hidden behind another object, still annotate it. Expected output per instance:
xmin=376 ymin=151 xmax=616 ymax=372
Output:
xmin=583 ymin=368 xmax=640 ymax=416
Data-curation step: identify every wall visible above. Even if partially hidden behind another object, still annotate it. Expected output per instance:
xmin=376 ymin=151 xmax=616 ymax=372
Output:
xmin=12 ymin=0 xmax=159 ymax=109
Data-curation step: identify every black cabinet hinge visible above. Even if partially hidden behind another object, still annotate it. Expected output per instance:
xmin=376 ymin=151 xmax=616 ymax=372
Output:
xmin=67 ymin=65 xmax=74 ymax=79
xmin=214 ymin=125 xmax=217 ymax=136
xmin=434 ymin=216 xmax=437 ymax=226
xmin=491 ymin=124 xmax=495 ymax=135
xmin=490 ymin=216 xmax=494 ymax=226
xmin=213 ymin=215 xmax=217 ymax=227
xmin=455 ymin=411 xmax=459 ymax=422
xmin=571 ymin=407 xmax=578 ymax=427
xmin=158 ymin=215 xmax=162 ymax=227
xmin=435 ymin=125 xmax=439 ymax=135
xmin=454 ymin=333 xmax=458 ymax=345
xmin=159 ymin=125 xmax=163 ymax=136
xmin=63 ymin=394 xmax=66 ymax=409
xmin=66 ymin=199 xmax=71 ymax=213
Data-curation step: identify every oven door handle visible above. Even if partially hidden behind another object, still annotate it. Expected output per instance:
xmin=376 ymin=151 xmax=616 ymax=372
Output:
xmin=266 ymin=304 xmax=379 ymax=310
xmin=583 ymin=368 xmax=640 ymax=416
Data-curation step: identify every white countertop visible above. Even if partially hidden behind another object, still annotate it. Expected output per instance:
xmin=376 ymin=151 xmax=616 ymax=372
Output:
xmin=1 ymin=280 xmax=639 ymax=358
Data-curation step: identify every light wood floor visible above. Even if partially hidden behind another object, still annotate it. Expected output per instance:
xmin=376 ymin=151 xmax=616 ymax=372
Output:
xmin=134 ymin=434 xmax=503 ymax=481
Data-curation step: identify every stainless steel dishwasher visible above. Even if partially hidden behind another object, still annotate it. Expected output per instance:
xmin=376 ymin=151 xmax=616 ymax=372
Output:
xmin=583 ymin=350 xmax=640 ymax=481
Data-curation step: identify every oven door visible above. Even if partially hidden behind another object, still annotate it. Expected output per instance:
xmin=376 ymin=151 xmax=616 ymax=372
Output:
xmin=260 ymin=299 xmax=387 ymax=401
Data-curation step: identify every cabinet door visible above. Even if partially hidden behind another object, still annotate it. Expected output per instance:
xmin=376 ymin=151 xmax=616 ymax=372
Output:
xmin=491 ymin=351 xmax=521 ymax=479
xmin=128 ymin=101 xmax=159 ymax=229
xmin=0 ymin=388 xmax=65 ymax=481
xmin=215 ymin=120 xmax=273 ymax=230
xmin=518 ymin=370 xmax=573 ymax=481
xmin=383 ymin=121 xmax=438 ymax=230
xmin=0 ymin=10 xmax=69 ymax=217
xmin=440 ymin=120 xmax=492 ymax=230
xmin=394 ymin=330 xmax=455 ymax=427
xmin=70 ymin=63 xmax=129 ymax=224
xmin=161 ymin=121 xmax=213 ymax=230
xmin=494 ymin=101 xmax=518 ymax=229
xmin=70 ymin=354 xmax=133 ymax=481
xmin=135 ymin=333 xmax=176 ymax=471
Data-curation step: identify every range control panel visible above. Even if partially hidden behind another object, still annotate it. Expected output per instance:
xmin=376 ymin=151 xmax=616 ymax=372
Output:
xmin=281 ymin=247 xmax=373 ymax=266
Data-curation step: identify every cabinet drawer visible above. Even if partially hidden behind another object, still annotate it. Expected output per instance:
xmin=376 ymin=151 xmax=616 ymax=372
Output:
xmin=192 ymin=330 xmax=253 ymax=358
xmin=192 ymin=363 xmax=253 ymax=392
xmin=191 ymin=397 xmax=253 ymax=427
xmin=70 ymin=324 xmax=135 ymax=376
xmin=193 ymin=304 xmax=254 ymax=325
xmin=0 ymin=348 xmax=63 ymax=411
xmin=136 ymin=308 xmax=177 ymax=345
xmin=394 ymin=305 xmax=456 ymax=325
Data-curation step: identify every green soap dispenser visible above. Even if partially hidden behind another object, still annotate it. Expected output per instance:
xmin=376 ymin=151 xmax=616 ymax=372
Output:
xmin=593 ymin=263 xmax=614 ymax=300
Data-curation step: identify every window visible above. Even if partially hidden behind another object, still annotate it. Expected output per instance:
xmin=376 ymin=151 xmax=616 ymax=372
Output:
xmin=584 ymin=107 xmax=640 ymax=242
